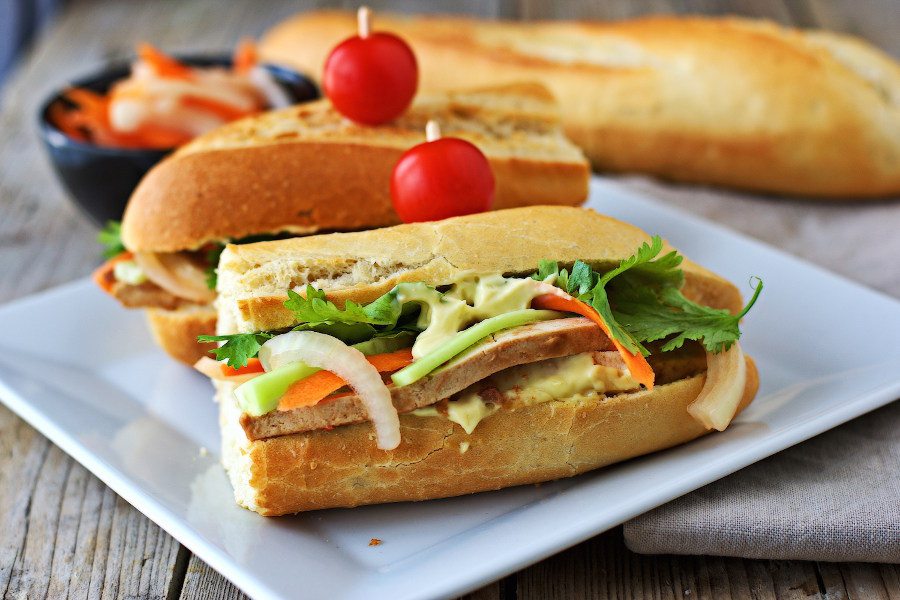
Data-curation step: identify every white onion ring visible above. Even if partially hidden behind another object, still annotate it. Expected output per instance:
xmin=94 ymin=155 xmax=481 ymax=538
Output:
xmin=259 ymin=331 xmax=400 ymax=450
xmin=193 ymin=357 xmax=260 ymax=384
xmin=134 ymin=252 xmax=216 ymax=304
xmin=687 ymin=343 xmax=747 ymax=431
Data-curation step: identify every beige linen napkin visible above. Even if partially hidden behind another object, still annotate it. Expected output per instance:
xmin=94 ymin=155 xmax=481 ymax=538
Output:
xmin=623 ymin=401 xmax=900 ymax=563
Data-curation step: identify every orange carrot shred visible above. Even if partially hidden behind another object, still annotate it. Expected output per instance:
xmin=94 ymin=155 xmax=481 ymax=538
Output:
xmin=233 ymin=38 xmax=258 ymax=74
xmin=221 ymin=357 xmax=265 ymax=377
xmin=277 ymin=349 xmax=414 ymax=411
xmin=137 ymin=43 xmax=194 ymax=80
xmin=532 ymin=294 xmax=655 ymax=390
xmin=181 ymin=95 xmax=254 ymax=121
xmin=92 ymin=252 xmax=134 ymax=295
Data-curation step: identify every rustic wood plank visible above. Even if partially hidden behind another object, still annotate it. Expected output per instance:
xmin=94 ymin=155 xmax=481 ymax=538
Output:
xmin=177 ymin=552 xmax=507 ymax=599
xmin=179 ymin=556 xmax=248 ymax=600
xmin=0 ymin=405 xmax=188 ymax=600
xmin=817 ymin=562 xmax=900 ymax=600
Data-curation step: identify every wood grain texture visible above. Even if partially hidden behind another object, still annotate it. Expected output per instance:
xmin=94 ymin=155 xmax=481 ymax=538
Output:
xmin=0 ymin=0 xmax=897 ymax=599
xmin=179 ymin=557 xmax=247 ymax=600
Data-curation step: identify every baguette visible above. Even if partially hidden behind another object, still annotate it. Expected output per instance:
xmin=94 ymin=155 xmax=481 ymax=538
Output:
xmin=121 ymin=83 xmax=589 ymax=253
xmin=214 ymin=206 xmax=759 ymax=515
xmin=260 ymin=11 xmax=900 ymax=198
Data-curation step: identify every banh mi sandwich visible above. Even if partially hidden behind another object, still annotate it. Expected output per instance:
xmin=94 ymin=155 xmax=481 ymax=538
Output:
xmin=204 ymin=206 xmax=761 ymax=516
xmin=261 ymin=11 xmax=900 ymax=198
xmin=92 ymin=84 xmax=589 ymax=365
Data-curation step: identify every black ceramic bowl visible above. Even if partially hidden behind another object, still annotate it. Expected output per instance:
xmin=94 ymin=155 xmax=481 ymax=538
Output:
xmin=38 ymin=55 xmax=319 ymax=226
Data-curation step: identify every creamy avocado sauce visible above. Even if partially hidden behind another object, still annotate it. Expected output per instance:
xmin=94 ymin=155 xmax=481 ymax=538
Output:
xmin=412 ymin=392 xmax=499 ymax=434
xmin=492 ymin=353 xmax=638 ymax=407
xmin=396 ymin=274 xmax=543 ymax=359
xmin=411 ymin=352 xmax=639 ymax=434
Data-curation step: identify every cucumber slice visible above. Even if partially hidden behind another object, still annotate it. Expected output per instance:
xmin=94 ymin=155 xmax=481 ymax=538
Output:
xmin=235 ymin=362 xmax=319 ymax=416
xmin=234 ymin=332 xmax=415 ymax=416
xmin=391 ymin=309 xmax=562 ymax=388
xmin=352 ymin=332 xmax=415 ymax=356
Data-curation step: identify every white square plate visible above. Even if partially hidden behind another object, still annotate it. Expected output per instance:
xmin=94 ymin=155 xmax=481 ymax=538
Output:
xmin=1 ymin=179 xmax=899 ymax=600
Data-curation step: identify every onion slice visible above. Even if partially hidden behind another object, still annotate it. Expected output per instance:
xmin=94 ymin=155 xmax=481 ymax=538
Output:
xmin=687 ymin=343 xmax=747 ymax=431
xmin=193 ymin=357 xmax=260 ymax=384
xmin=248 ymin=66 xmax=292 ymax=109
xmin=133 ymin=251 xmax=216 ymax=304
xmin=259 ymin=331 xmax=400 ymax=450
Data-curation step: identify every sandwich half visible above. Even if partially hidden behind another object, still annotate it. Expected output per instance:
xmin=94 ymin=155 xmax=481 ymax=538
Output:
xmin=207 ymin=206 xmax=760 ymax=516
xmin=93 ymin=84 xmax=589 ymax=365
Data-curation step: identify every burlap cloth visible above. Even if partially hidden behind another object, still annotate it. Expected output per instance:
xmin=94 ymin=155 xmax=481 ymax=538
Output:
xmin=613 ymin=177 xmax=900 ymax=564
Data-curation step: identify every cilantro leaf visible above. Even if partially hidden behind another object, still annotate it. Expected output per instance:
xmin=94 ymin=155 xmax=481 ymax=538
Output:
xmin=97 ymin=221 xmax=126 ymax=259
xmin=284 ymin=286 xmax=401 ymax=327
xmin=596 ymin=236 xmax=666 ymax=287
xmin=197 ymin=332 xmax=274 ymax=368
xmin=532 ymin=260 xmax=560 ymax=282
xmin=575 ymin=236 xmax=672 ymax=356
xmin=584 ymin=283 xmax=648 ymax=355
xmin=567 ymin=260 xmax=596 ymax=296
xmin=531 ymin=260 xmax=572 ymax=291
xmin=613 ymin=279 xmax=763 ymax=353
xmin=535 ymin=236 xmax=762 ymax=356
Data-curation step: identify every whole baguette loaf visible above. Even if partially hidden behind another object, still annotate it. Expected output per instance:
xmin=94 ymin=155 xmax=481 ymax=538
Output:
xmin=216 ymin=206 xmax=743 ymax=335
xmin=220 ymin=359 xmax=758 ymax=515
xmin=121 ymin=83 xmax=589 ymax=253
xmin=260 ymin=11 xmax=900 ymax=199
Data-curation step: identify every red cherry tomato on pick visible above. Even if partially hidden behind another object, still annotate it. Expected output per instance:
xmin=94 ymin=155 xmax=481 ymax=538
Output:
xmin=324 ymin=32 xmax=418 ymax=125
xmin=391 ymin=136 xmax=495 ymax=223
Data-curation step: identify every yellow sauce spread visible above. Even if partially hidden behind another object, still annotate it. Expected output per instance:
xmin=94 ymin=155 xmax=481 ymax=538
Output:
xmin=411 ymin=352 xmax=639 ymax=434
xmin=395 ymin=274 xmax=542 ymax=359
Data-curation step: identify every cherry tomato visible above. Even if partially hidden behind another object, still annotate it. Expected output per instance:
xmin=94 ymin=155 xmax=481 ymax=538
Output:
xmin=391 ymin=137 xmax=495 ymax=223
xmin=323 ymin=32 xmax=418 ymax=125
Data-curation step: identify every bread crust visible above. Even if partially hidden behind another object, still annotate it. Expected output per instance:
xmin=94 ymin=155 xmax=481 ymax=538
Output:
xmin=220 ymin=356 xmax=758 ymax=516
xmin=216 ymin=206 xmax=744 ymax=334
xmin=260 ymin=12 xmax=900 ymax=198
xmin=121 ymin=84 xmax=589 ymax=253
xmin=145 ymin=305 xmax=217 ymax=365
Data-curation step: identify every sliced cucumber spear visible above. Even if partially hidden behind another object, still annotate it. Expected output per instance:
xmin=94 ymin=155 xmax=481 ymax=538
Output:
xmin=391 ymin=309 xmax=562 ymax=388
xmin=235 ymin=362 xmax=319 ymax=417
xmin=235 ymin=333 xmax=414 ymax=416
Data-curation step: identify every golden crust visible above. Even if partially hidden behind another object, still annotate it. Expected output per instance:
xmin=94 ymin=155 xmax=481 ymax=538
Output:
xmin=217 ymin=206 xmax=743 ymax=334
xmin=260 ymin=11 xmax=900 ymax=198
xmin=145 ymin=305 xmax=217 ymax=365
xmin=121 ymin=84 xmax=589 ymax=253
xmin=222 ymin=356 xmax=758 ymax=515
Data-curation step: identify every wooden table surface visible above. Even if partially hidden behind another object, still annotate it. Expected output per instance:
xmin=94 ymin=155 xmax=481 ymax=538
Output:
xmin=1 ymin=0 xmax=898 ymax=598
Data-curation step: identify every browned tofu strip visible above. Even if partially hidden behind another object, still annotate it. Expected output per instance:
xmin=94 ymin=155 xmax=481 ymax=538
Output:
xmin=241 ymin=317 xmax=614 ymax=440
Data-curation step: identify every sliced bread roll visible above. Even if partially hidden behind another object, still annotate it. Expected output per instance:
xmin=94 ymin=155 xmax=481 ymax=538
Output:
xmin=121 ymin=83 xmax=589 ymax=254
xmin=215 ymin=207 xmax=759 ymax=515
